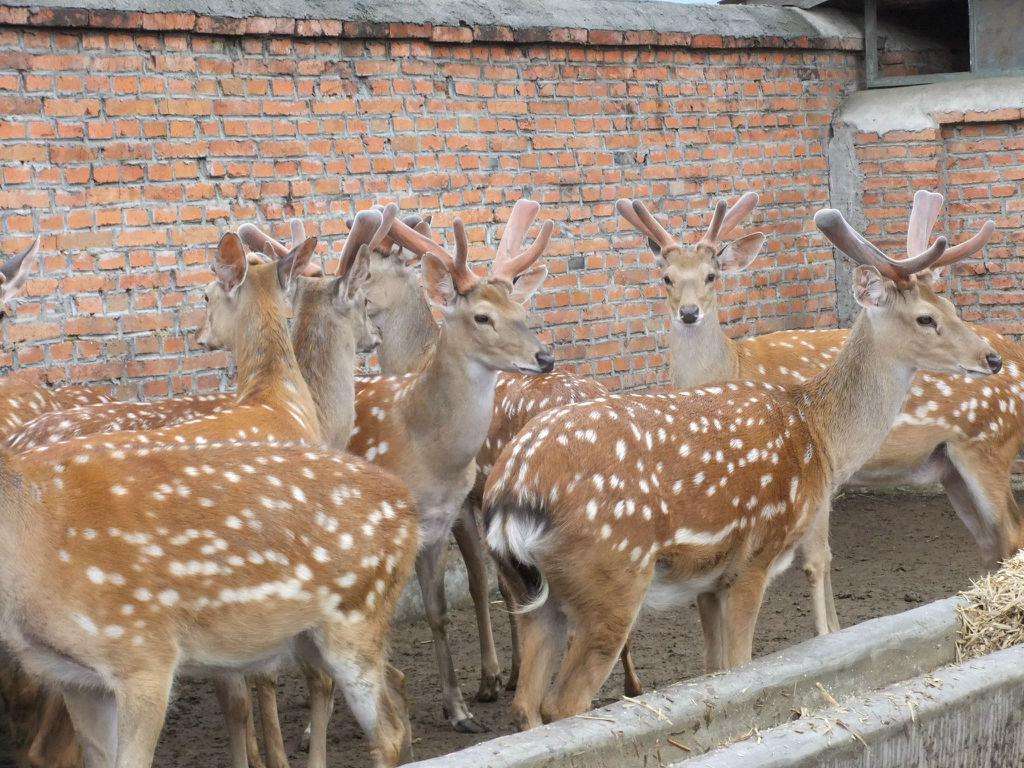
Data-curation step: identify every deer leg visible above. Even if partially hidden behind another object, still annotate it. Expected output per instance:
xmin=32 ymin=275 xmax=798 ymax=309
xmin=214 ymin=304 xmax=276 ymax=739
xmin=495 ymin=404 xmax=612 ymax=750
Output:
xmin=244 ymin=704 xmax=265 ymax=768
xmin=619 ymin=642 xmax=643 ymax=697
xmin=697 ymin=591 xmax=725 ymax=672
xmin=27 ymin=690 xmax=74 ymax=768
xmin=540 ymin=609 xmax=636 ymax=725
xmin=416 ymin=537 xmax=485 ymax=733
xmin=213 ymin=675 xmax=257 ymax=768
xmin=303 ymin=665 xmax=335 ymax=768
xmin=452 ymin=503 xmax=502 ymax=703
xmin=800 ymin=502 xmax=839 ymax=635
xmin=113 ymin=671 xmax=174 ymax=768
xmin=60 ymin=686 xmax=116 ymax=768
xmin=497 ymin=574 xmax=522 ymax=691
xmin=254 ymin=674 xmax=289 ymax=768
xmin=719 ymin=566 xmax=770 ymax=669
xmin=509 ymin=600 xmax=566 ymax=731
xmin=942 ymin=445 xmax=1021 ymax=564
xmin=318 ymin=625 xmax=411 ymax=768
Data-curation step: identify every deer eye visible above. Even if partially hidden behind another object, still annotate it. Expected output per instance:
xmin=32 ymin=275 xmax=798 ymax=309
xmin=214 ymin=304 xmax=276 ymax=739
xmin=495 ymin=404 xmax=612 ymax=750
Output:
xmin=663 ymin=275 xmax=672 ymax=286
xmin=474 ymin=314 xmax=491 ymax=326
xmin=916 ymin=315 xmax=936 ymax=328
xmin=705 ymin=272 xmax=717 ymax=284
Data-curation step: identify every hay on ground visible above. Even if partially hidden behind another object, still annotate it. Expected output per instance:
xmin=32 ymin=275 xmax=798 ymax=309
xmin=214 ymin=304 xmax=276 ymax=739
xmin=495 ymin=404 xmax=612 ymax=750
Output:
xmin=956 ymin=551 xmax=1024 ymax=661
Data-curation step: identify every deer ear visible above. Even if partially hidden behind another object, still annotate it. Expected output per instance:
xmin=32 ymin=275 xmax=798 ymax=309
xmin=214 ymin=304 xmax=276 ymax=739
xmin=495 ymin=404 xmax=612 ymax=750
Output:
xmin=852 ymin=265 xmax=892 ymax=309
xmin=277 ymin=236 xmax=318 ymax=290
xmin=422 ymin=252 xmax=457 ymax=310
xmin=0 ymin=237 xmax=40 ymax=302
xmin=336 ymin=244 xmax=372 ymax=305
xmin=214 ymin=233 xmax=248 ymax=294
xmin=717 ymin=232 xmax=765 ymax=273
xmin=510 ymin=265 xmax=548 ymax=304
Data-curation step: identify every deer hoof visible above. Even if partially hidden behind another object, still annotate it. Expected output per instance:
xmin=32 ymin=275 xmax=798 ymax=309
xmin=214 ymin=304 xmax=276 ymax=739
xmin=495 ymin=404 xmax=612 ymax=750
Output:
xmin=452 ymin=716 xmax=489 ymax=734
xmin=476 ymin=674 xmax=502 ymax=703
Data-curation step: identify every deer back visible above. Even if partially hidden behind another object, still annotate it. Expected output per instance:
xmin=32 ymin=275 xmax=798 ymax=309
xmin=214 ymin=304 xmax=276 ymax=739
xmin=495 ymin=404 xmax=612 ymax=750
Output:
xmin=484 ymin=384 xmax=830 ymax=581
xmin=4 ymin=439 xmax=418 ymax=673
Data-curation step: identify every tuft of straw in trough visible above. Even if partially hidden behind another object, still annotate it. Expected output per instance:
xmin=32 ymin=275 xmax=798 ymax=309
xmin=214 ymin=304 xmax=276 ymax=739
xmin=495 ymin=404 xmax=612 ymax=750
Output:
xmin=956 ymin=551 xmax=1024 ymax=662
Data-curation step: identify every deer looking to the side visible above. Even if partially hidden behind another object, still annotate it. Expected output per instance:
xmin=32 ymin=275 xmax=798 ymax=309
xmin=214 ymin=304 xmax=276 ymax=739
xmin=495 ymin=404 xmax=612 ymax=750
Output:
xmin=13 ymin=213 xmax=388 ymax=768
xmin=483 ymin=208 xmax=1001 ymax=730
xmin=617 ymin=191 xmax=1012 ymax=636
xmin=360 ymin=209 xmax=609 ymax=699
xmin=0 ymin=238 xmax=111 ymax=443
xmin=347 ymin=201 xmax=555 ymax=732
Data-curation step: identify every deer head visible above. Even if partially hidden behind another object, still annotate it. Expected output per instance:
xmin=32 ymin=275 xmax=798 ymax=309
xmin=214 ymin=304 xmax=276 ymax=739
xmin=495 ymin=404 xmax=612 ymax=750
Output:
xmin=617 ymin=193 xmax=765 ymax=327
xmin=196 ymin=230 xmax=318 ymax=350
xmin=387 ymin=199 xmax=555 ymax=374
xmin=361 ymin=212 xmax=433 ymax=324
xmin=237 ymin=210 xmax=392 ymax=355
xmin=815 ymin=206 xmax=1000 ymax=377
xmin=0 ymin=237 xmax=40 ymax=316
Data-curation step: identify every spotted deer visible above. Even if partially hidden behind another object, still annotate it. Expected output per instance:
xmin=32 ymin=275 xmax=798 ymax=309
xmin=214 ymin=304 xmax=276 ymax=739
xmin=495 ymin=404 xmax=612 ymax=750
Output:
xmin=347 ymin=201 xmax=555 ymax=731
xmin=5 ymin=229 xmax=327 ymax=768
xmin=616 ymin=191 xmax=1013 ymax=640
xmin=484 ymin=208 xmax=1001 ymax=729
xmin=0 ymin=238 xmax=111 ymax=443
xmin=15 ymin=214 xmax=387 ymax=768
xmin=0 ymin=435 xmax=418 ymax=768
xmin=360 ymin=209 xmax=609 ymax=697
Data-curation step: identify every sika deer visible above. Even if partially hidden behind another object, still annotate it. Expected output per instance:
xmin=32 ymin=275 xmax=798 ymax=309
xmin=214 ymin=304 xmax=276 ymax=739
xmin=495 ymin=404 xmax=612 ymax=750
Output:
xmin=6 ymin=228 xmax=331 ymax=768
xmin=618 ymin=191 xmax=1012 ymax=632
xmin=360 ymin=209 xmax=609 ymax=697
xmin=0 ymin=436 xmax=418 ymax=768
xmin=484 ymin=208 xmax=1000 ymax=729
xmin=348 ymin=201 xmax=554 ymax=731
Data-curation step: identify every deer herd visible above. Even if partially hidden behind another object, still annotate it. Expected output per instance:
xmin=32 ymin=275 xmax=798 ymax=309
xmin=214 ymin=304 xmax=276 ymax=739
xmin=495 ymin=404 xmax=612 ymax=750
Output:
xmin=0 ymin=185 xmax=1016 ymax=768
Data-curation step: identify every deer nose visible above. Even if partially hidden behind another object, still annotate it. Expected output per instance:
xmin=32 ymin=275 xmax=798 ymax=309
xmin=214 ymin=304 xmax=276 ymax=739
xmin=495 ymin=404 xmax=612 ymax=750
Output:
xmin=535 ymin=349 xmax=555 ymax=373
xmin=986 ymin=352 xmax=1002 ymax=374
xmin=679 ymin=305 xmax=701 ymax=325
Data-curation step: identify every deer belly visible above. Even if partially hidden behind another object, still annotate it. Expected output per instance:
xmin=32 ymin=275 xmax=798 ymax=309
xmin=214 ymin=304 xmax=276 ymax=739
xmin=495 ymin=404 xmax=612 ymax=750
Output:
xmin=643 ymin=566 xmax=724 ymax=612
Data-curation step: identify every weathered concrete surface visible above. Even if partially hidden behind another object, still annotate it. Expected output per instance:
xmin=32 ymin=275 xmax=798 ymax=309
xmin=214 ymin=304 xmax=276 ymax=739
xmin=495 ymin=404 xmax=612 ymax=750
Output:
xmin=676 ymin=643 xmax=1024 ymax=768
xmin=835 ymin=75 xmax=1024 ymax=134
xmin=2 ymin=0 xmax=861 ymax=44
xmin=408 ymin=597 xmax=960 ymax=768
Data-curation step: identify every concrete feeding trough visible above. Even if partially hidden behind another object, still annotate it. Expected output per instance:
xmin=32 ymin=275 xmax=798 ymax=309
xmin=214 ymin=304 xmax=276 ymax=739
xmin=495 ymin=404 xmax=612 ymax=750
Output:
xmin=409 ymin=596 xmax=1024 ymax=767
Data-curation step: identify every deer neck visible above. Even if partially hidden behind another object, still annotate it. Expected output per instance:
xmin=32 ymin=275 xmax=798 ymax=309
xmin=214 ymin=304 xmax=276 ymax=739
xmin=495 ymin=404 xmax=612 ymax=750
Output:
xmin=376 ymin=277 xmax=439 ymax=376
xmin=232 ymin=293 xmax=322 ymax=441
xmin=668 ymin=314 xmax=739 ymax=390
xmin=402 ymin=325 xmax=497 ymax=472
xmin=801 ymin=311 xmax=915 ymax=487
xmin=291 ymin=291 xmax=356 ymax=450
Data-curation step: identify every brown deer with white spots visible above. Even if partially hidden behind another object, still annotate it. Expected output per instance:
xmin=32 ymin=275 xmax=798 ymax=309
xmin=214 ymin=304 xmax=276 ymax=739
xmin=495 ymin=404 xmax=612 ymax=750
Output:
xmin=347 ymin=201 xmax=556 ymax=731
xmin=617 ymin=191 xmax=1016 ymax=639
xmin=11 ymin=217 xmax=384 ymax=768
xmin=484 ymin=207 xmax=1002 ymax=730
xmin=360 ymin=209 xmax=609 ymax=698
xmin=0 ymin=238 xmax=111 ymax=445
xmin=0 ymin=436 xmax=418 ymax=768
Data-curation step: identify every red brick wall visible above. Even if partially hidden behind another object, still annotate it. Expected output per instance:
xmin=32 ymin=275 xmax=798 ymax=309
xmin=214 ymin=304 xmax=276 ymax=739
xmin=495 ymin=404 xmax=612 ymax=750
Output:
xmin=851 ymin=116 xmax=1024 ymax=338
xmin=0 ymin=21 xmax=857 ymax=395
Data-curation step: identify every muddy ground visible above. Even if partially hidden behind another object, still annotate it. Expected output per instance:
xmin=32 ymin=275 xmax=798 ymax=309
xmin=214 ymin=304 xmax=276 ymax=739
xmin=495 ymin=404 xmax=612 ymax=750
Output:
xmin=0 ymin=489 xmax=990 ymax=767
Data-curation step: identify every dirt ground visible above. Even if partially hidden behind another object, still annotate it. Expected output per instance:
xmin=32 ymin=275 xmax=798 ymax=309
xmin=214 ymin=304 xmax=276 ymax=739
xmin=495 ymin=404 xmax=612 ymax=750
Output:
xmin=0 ymin=489 xmax=991 ymax=767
